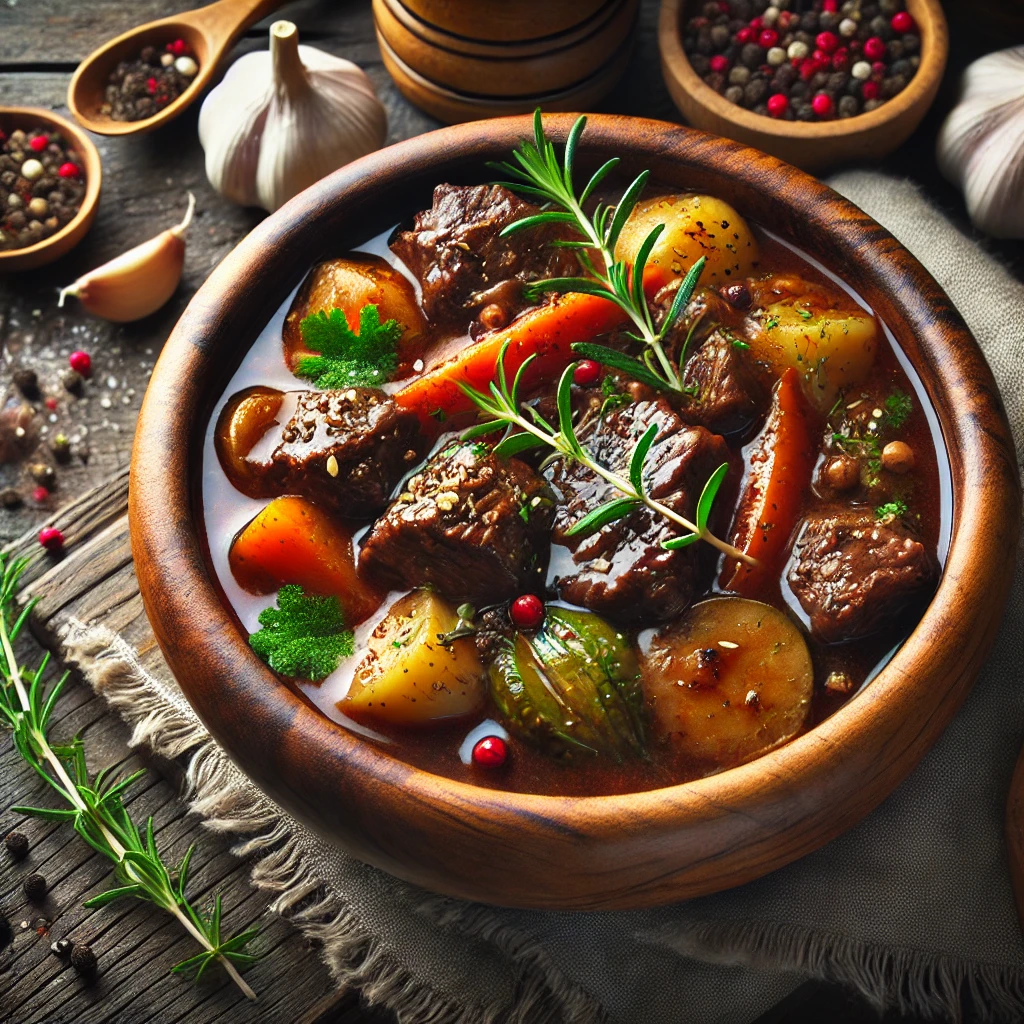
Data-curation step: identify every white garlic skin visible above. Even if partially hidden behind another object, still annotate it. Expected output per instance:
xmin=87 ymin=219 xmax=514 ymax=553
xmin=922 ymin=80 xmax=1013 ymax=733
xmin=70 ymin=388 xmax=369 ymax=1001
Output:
xmin=199 ymin=20 xmax=387 ymax=213
xmin=937 ymin=46 xmax=1024 ymax=239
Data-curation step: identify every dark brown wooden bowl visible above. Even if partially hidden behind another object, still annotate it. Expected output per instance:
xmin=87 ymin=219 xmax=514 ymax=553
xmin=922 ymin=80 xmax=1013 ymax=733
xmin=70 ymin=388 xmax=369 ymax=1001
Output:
xmin=130 ymin=114 xmax=1020 ymax=910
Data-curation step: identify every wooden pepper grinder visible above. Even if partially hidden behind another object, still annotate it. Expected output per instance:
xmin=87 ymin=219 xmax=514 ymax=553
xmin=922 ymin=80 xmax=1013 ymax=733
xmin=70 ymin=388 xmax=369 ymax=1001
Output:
xmin=373 ymin=0 xmax=640 ymax=124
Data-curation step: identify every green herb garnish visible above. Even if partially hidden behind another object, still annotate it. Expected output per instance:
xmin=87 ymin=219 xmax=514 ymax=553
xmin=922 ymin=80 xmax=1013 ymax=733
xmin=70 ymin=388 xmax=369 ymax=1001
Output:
xmin=599 ymin=374 xmax=633 ymax=418
xmin=765 ymin=316 xmax=779 ymax=331
xmin=490 ymin=111 xmax=704 ymax=393
xmin=249 ymin=585 xmax=354 ymax=681
xmin=458 ymin=340 xmax=753 ymax=563
xmin=295 ymin=303 xmax=402 ymax=389
xmin=796 ymin=306 xmax=813 ymax=321
xmin=875 ymin=499 xmax=908 ymax=522
xmin=0 ymin=555 xmax=259 ymax=997
xmin=883 ymin=389 xmax=913 ymax=430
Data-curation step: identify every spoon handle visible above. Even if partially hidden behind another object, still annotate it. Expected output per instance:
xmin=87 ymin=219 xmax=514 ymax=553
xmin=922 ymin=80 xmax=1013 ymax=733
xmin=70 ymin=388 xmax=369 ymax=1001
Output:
xmin=180 ymin=0 xmax=289 ymax=45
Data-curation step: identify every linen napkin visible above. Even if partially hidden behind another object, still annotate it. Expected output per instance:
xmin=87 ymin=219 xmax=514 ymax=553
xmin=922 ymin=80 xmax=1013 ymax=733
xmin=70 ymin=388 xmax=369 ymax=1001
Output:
xmin=59 ymin=171 xmax=1024 ymax=1024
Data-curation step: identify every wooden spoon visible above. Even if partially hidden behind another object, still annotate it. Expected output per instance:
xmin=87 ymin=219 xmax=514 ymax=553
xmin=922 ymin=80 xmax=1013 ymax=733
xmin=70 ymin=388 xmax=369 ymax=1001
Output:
xmin=67 ymin=0 xmax=286 ymax=137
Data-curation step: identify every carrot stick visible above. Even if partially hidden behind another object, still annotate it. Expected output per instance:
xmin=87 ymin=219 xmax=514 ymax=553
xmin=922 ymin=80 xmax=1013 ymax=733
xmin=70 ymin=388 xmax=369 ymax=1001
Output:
xmin=720 ymin=368 xmax=816 ymax=596
xmin=392 ymin=293 xmax=625 ymax=426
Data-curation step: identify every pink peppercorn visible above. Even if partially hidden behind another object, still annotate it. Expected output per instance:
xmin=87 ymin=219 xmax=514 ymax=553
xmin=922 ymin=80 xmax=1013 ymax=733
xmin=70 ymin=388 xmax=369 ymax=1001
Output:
xmin=572 ymin=359 xmax=602 ymax=387
xmin=38 ymin=526 xmax=64 ymax=552
xmin=510 ymin=594 xmax=545 ymax=631
xmin=891 ymin=11 xmax=915 ymax=33
xmin=32 ymin=486 xmax=49 ymax=504
xmin=146 ymin=77 xmax=158 ymax=95
xmin=822 ymin=0 xmax=838 ymax=10
xmin=736 ymin=26 xmax=754 ymax=43
xmin=749 ymin=16 xmax=763 ymax=30
xmin=861 ymin=80 xmax=880 ymax=100
xmin=471 ymin=736 xmax=508 ymax=769
xmin=44 ymin=397 xmax=58 ymax=411
xmin=766 ymin=93 xmax=789 ymax=118
xmin=799 ymin=60 xmax=817 ymax=81
xmin=812 ymin=93 xmax=834 ymax=118
xmin=816 ymin=31 xmax=839 ymax=54
xmin=169 ymin=39 xmax=189 ymax=56
xmin=709 ymin=54 xmax=730 ymax=74
xmin=832 ymin=47 xmax=849 ymax=70
xmin=57 ymin=162 xmax=79 ymax=180
xmin=863 ymin=36 xmax=886 ymax=61
xmin=68 ymin=350 xmax=92 ymax=376
xmin=758 ymin=28 xmax=779 ymax=49
xmin=871 ymin=60 xmax=887 ymax=76
xmin=29 ymin=135 xmax=47 ymax=153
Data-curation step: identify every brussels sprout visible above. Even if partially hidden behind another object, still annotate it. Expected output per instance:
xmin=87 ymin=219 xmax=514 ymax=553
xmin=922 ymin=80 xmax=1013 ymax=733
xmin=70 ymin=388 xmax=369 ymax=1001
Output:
xmin=489 ymin=607 xmax=646 ymax=762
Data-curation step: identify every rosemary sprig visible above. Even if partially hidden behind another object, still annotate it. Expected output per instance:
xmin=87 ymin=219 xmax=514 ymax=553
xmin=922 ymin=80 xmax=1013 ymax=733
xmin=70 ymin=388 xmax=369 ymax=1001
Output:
xmin=489 ymin=110 xmax=705 ymax=393
xmin=459 ymin=342 xmax=754 ymax=564
xmin=0 ymin=555 xmax=259 ymax=998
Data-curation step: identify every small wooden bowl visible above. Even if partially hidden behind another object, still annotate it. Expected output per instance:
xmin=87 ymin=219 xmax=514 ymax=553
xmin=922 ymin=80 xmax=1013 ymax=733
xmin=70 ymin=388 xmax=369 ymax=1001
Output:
xmin=130 ymin=115 xmax=1020 ymax=910
xmin=374 ymin=0 xmax=639 ymax=124
xmin=0 ymin=107 xmax=102 ymax=273
xmin=659 ymin=0 xmax=949 ymax=173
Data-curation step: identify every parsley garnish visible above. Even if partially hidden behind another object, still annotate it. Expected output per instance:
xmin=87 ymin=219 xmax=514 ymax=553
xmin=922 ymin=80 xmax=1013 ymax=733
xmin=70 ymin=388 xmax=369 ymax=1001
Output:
xmin=295 ymin=304 xmax=402 ymax=389
xmin=249 ymin=585 xmax=354 ymax=681
xmin=875 ymin=499 xmax=908 ymax=522
xmin=599 ymin=374 xmax=633 ymax=418
xmin=883 ymin=389 xmax=913 ymax=430
xmin=796 ymin=306 xmax=813 ymax=320
xmin=765 ymin=316 xmax=779 ymax=331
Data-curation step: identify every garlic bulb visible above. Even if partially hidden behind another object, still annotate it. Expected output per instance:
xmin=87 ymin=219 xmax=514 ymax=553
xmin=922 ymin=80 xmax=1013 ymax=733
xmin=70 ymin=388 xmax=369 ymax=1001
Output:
xmin=58 ymin=193 xmax=194 ymax=322
xmin=937 ymin=47 xmax=1024 ymax=239
xmin=199 ymin=21 xmax=387 ymax=213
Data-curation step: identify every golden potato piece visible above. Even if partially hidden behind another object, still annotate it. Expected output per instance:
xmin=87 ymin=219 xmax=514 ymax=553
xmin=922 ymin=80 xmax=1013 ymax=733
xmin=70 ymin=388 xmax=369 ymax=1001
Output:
xmin=343 ymin=591 xmax=484 ymax=726
xmin=615 ymin=193 xmax=760 ymax=291
xmin=641 ymin=598 xmax=812 ymax=768
xmin=747 ymin=275 xmax=878 ymax=410
xmin=283 ymin=254 xmax=427 ymax=370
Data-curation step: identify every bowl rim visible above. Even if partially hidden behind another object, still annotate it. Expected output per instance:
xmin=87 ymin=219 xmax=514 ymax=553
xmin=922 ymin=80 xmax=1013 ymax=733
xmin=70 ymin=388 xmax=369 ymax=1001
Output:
xmin=0 ymin=106 xmax=102 ymax=268
xmin=130 ymin=113 xmax=1020 ymax=907
xmin=658 ymin=0 xmax=949 ymax=142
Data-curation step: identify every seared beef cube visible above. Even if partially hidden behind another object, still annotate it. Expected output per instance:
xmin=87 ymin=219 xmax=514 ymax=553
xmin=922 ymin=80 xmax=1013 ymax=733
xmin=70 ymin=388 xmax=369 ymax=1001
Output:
xmin=654 ymin=285 xmax=731 ymax=364
xmin=788 ymin=508 xmax=938 ymax=644
xmin=358 ymin=442 xmax=555 ymax=605
xmin=390 ymin=184 xmax=576 ymax=326
xmin=547 ymin=398 xmax=731 ymax=625
xmin=681 ymin=330 xmax=767 ymax=435
xmin=248 ymin=389 xmax=423 ymax=518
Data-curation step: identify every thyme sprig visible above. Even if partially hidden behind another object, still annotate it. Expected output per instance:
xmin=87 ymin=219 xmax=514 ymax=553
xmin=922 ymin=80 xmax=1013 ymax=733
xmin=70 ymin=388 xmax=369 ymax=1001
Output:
xmin=489 ymin=111 xmax=705 ymax=392
xmin=459 ymin=342 xmax=754 ymax=563
xmin=0 ymin=555 xmax=259 ymax=998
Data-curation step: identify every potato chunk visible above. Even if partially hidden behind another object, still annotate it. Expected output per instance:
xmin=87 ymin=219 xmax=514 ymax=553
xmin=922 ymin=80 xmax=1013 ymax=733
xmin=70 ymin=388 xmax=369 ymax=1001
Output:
xmin=343 ymin=591 xmax=484 ymax=726
xmin=283 ymin=254 xmax=427 ymax=370
xmin=615 ymin=193 xmax=760 ymax=291
xmin=640 ymin=598 xmax=812 ymax=768
xmin=747 ymin=275 xmax=878 ymax=410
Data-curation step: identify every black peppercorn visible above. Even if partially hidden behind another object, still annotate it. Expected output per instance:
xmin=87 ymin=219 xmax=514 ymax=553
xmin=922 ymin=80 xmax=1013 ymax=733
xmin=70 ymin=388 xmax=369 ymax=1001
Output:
xmin=902 ymin=33 xmax=920 ymax=54
xmin=800 ymin=12 xmax=819 ymax=31
xmin=743 ymin=78 xmax=769 ymax=106
xmin=819 ymin=10 xmax=839 ymax=30
xmin=71 ymin=943 xmax=97 ymax=975
xmin=838 ymin=94 xmax=860 ymax=117
xmin=724 ymin=85 xmax=745 ymax=104
xmin=51 ymin=937 xmax=73 ymax=958
xmin=62 ymin=369 xmax=83 ymax=394
xmin=23 ymin=872 xmax=47 ymax=902
xmin=827 ymin=72 xmax=847 ymax=93
xmin=5 ymin=830 xmax=28 ymax=859
xmin=740 ymin=42 xmax=764 ymax=69
xmin=790 ymin=80 xmax=809 ymax=99
xmin=711 ymin=24 xmax=731 ymax=47
xmin=0 ymin=489 xmax=21 ymax=510
xmin=51 ymin=434 xmax=72 ymax=463
xmin=12 ymin=368 xmax=39 ymax=398
xmin=28 ymin=463 xmax=56 ymax=487
xmin=720 ymin=282 xmax=752 ymax=309
xmin=689 ymin=53 xmax=711 ymax=76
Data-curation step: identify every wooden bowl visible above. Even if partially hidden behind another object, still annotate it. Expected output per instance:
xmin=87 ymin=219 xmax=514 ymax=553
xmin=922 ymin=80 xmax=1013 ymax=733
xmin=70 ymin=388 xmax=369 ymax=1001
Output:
xmin=374 ymin=0 xmax=639 ymax=123
xmin=659 ymin=0 xmax=949 ymax=173
xmin=130 ymin=114 xmax=1019 ymax=910
xmin=0 ymin=107 xmax=102 ymax=273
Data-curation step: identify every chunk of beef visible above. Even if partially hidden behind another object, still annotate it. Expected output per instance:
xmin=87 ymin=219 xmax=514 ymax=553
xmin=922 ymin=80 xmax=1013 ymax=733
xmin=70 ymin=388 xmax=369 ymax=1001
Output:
xmin=390 ymin=184 xmax=576 ymax=327
xmin=547 ymin=398 xmax=732 ymax=625
xmin=680 ymin=330 xmax=767 ymax=435
xmin=358 ymin=442 xmax=555 ymax=605
xmin=787 ymin=508 xmax=938 ymax=644
xmin=242 ymin=388 xmax=423 ymax=518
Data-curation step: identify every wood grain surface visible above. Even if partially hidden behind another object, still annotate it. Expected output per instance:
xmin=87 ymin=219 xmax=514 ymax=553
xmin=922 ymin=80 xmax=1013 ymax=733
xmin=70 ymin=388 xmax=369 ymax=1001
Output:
xmin=2 ymin=0 xmax=1023 ymax=1020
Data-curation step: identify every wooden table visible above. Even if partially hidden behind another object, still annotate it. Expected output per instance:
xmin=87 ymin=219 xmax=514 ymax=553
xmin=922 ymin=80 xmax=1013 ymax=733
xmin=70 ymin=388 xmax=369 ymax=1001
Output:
xmin=0 ymin=2 xmax=1020 ymax=1022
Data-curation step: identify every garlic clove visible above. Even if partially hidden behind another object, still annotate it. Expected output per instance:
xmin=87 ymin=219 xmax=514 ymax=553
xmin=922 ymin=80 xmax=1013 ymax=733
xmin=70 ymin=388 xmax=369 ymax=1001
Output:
xmin=198 ymin=20 xmax=387 ymax=213
xmin=58 ymin=193 xmax=194 ymax=322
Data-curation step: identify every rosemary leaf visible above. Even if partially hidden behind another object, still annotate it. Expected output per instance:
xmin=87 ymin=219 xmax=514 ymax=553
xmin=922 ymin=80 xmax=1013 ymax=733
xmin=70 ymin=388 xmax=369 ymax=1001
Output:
xmin=493 ymin=431 xmax=543 ymax=459
xmin=629 ymin=423 xmax=659 ymax=496
xmin=564 ymin=497 xmax=642 ymax=538
xmin=696 ymin=462 xmax=730 ymax=532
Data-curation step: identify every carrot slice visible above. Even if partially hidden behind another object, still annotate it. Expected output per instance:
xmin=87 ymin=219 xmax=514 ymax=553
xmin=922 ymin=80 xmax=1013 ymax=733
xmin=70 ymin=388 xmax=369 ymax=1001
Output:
xmin=392 ymin=292 xmax=624 ymax=426
xmin=229 ymin=496 xmax=382 ymax=625
xmin=720 ymin=368 xmax=817 ymax=596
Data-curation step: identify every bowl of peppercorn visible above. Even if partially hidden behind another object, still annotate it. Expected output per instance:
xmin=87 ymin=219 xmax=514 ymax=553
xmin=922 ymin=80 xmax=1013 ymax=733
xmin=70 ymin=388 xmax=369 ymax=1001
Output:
xmin=0 ymin=107 xmax=102 ymax=273
xmin=659 ymin=0 xmax=948 ymax=172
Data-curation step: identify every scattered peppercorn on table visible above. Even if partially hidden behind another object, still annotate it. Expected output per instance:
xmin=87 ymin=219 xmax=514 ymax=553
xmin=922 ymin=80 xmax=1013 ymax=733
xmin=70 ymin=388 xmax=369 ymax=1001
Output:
xmin=0 ymin=1 xmax=1022 ymax=1022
